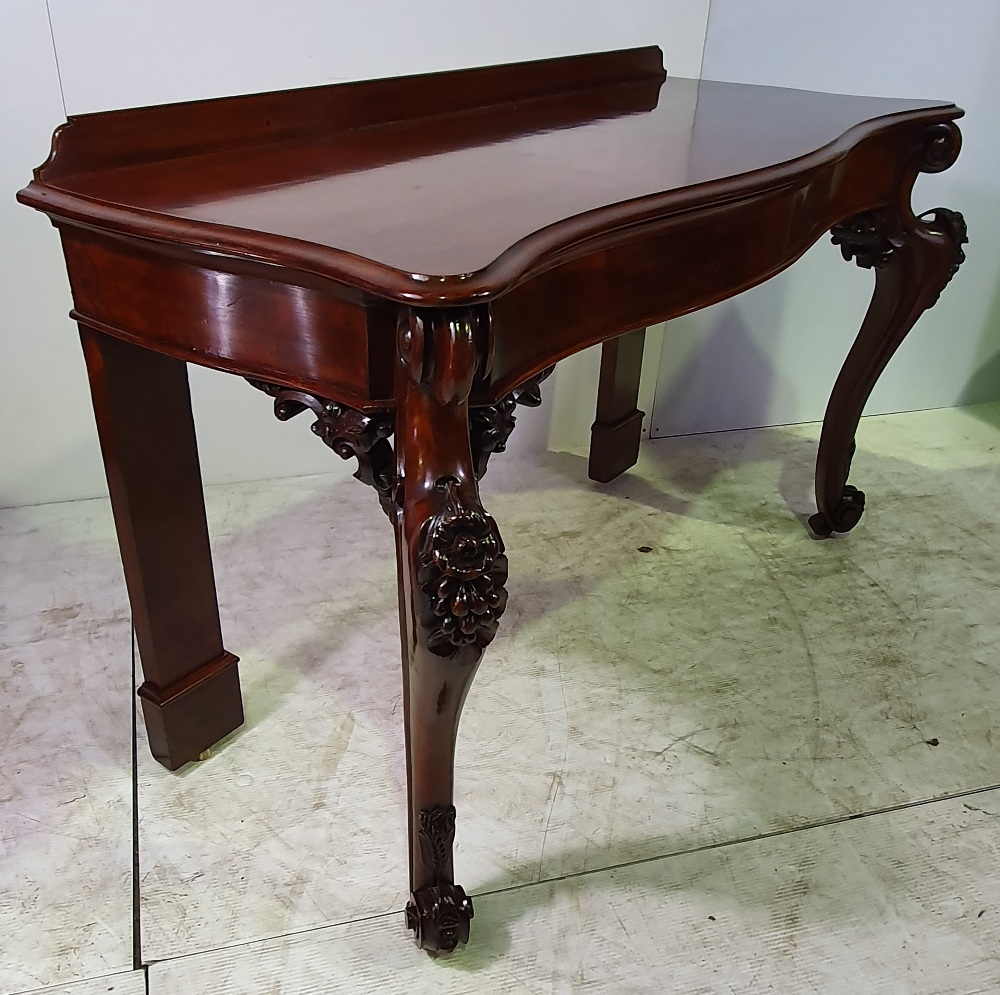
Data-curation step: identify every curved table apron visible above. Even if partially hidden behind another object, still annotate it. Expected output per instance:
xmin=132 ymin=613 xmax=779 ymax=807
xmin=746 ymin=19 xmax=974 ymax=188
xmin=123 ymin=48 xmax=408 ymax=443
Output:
xmin=18 ymin=47 xmax=967 ymax=954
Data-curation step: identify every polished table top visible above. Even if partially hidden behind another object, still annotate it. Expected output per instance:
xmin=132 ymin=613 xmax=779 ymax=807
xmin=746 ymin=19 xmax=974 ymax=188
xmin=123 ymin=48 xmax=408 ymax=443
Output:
xmin=22 ymin=48 xmax=956 ymax=304
xmin=18 ymin=47 xmax=968 ymax=955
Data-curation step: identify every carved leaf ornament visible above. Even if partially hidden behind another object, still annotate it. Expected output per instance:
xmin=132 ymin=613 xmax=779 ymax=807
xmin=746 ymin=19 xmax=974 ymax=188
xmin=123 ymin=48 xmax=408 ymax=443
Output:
xmin=407 ymin=804 xmax=473 ymax=952
xmin=245 ymin=378 xmax=396 ymax=512
xmin=469 ymin=365 xmax=553 ymax=479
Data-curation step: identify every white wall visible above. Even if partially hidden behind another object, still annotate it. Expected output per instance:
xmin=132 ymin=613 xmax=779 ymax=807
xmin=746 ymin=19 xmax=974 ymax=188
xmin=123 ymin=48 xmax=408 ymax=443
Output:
xmin=2 ymin=0 xmax=711 ymax=507
xmin=0 ymin=2 xmax=86 ymax=507
xmin=651 ymin=0 xmax=1000 ymax=439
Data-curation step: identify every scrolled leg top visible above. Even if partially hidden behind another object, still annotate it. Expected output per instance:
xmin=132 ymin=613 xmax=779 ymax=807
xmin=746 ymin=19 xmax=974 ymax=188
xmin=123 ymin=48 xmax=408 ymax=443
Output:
xmin=919 ymin=121 xmax=962 ymax=174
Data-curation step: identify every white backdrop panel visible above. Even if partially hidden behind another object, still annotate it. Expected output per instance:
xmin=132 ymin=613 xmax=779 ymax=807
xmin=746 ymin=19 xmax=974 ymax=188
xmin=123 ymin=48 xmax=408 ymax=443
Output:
xmin=49 ymin=0 xmax=710 ymax=112
xmin=652 ymin=0 xmax=1000 ymax=438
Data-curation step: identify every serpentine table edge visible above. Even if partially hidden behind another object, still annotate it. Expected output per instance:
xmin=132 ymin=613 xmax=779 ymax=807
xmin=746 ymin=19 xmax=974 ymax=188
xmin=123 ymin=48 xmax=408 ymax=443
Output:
xmin=17 ymin=46 xmax=968 ymax=954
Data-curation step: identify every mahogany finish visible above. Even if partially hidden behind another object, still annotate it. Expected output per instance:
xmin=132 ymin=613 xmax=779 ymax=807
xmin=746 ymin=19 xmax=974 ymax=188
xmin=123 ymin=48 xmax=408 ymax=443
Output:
xmin=79 ymin=328 xmax=244 ymax=771
xmin=19 ymin=47 xmax=967 ymax=953
xmin=590 ymin=328 xmax=647 ymax=483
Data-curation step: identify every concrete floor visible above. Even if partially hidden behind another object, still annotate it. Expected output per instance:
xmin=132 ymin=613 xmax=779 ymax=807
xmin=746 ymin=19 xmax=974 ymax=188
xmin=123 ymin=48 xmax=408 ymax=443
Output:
xmin=2 ymin=403 xmax=999 ymax=994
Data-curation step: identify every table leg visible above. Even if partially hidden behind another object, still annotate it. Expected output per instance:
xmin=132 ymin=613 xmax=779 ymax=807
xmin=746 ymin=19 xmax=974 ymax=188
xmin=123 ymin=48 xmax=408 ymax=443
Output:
xmin=394 ymin=308 xmax=506 ymax=953
xmin=589 ymin=327 xmax=646 ymax=482
xmin=80 ymin=326 xmax=243 ymax=770
xmin=811 ymin=205 xmax=967 ymax=537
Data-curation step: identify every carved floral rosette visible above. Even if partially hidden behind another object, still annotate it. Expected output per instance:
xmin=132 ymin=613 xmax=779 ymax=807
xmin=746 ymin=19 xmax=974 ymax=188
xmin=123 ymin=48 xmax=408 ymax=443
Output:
xmin=417 ymin=479 xmax=508 ymax=657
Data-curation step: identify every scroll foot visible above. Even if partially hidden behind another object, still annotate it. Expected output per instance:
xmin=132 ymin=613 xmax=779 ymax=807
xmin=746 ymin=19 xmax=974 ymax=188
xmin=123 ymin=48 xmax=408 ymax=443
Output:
xmin=405 ymin=885 xmax=474 ymax=953
xmin=404 ymin=805 xmax=473 ymax=952
xmin=808 ymin=484 xmax=866 ymax=537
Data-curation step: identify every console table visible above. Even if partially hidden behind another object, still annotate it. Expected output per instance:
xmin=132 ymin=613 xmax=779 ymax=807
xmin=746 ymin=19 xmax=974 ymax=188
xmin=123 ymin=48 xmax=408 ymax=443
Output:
xmin=18 ymin=47 xmax=967 ymax=953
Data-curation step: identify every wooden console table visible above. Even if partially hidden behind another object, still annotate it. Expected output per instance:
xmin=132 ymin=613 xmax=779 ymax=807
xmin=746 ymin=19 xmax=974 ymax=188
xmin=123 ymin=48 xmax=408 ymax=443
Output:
xmin=19 ymin=47 xmax=967 ymax=953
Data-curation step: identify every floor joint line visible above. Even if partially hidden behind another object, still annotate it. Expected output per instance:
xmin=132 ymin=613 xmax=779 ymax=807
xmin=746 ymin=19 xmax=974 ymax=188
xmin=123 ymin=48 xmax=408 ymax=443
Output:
xmin=131 ymin=622 xmax=143 ymax=971
xmin=473 ymin=780 xmax=1000 ymax=900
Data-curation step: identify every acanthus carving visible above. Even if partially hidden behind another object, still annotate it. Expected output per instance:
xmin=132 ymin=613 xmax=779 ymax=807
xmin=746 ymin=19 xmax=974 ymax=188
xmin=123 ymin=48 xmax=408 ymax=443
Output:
xmin=246 ymin=379 xmax=396 ymax=514
xmin=918 ymin=207 xmax=968 ymax=306
xmin=830 ymin=205 xmax=967 ymax=306
xmin=830 ymin=211 xmax=901 ymax=270
xmin=417 ymin=478 xmax=508 ymax=657
xmin=405 ymin=804 xmax=473 ymax=952
xmin=469 ymin=365 xmax=554 ymax=479
xmin=417 ymin=804 xmax=456 ymax=878
xmin=469 ymin=398 xmax=517 ymax=479
xmin=247 ymin=345 xmax=558 ymax=525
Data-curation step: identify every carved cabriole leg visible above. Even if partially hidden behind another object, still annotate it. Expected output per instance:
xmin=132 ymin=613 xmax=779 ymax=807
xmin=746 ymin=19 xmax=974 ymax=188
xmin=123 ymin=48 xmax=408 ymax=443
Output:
xmin=394 ymin=306 xmax=506 ymax=953
xmin=80 ymin=326 xmax=244 ymax=770
xmin=811 ymin=122 xmax=967 ymax=537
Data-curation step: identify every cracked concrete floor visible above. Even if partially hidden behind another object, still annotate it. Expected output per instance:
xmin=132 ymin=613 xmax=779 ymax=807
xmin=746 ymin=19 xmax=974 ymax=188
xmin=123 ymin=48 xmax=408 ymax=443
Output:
xmin=2 ymin=402 xmax=999 ymax=994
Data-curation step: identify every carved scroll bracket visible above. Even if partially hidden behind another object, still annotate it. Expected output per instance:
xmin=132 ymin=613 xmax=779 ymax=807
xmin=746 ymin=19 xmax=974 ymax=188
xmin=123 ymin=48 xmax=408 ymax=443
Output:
xmin=830 ymin=205 xmax=967 ymax=303
xmin=918 ymin=207 xmax=968 ymax=306
xmin=246 ymin=379 xmax=396 ymax=514
xmin=399 ymin=307 xmax=484 ymax=401
xmin=469 ymin=365 xmax=554 ymax=479
xmin=919 ymin=121 xmax=962 ymax=174
xmin=830 ymin=210 xmax=903 ymax=270
xmin=831 ymin=122 xmax=964 ymax=276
